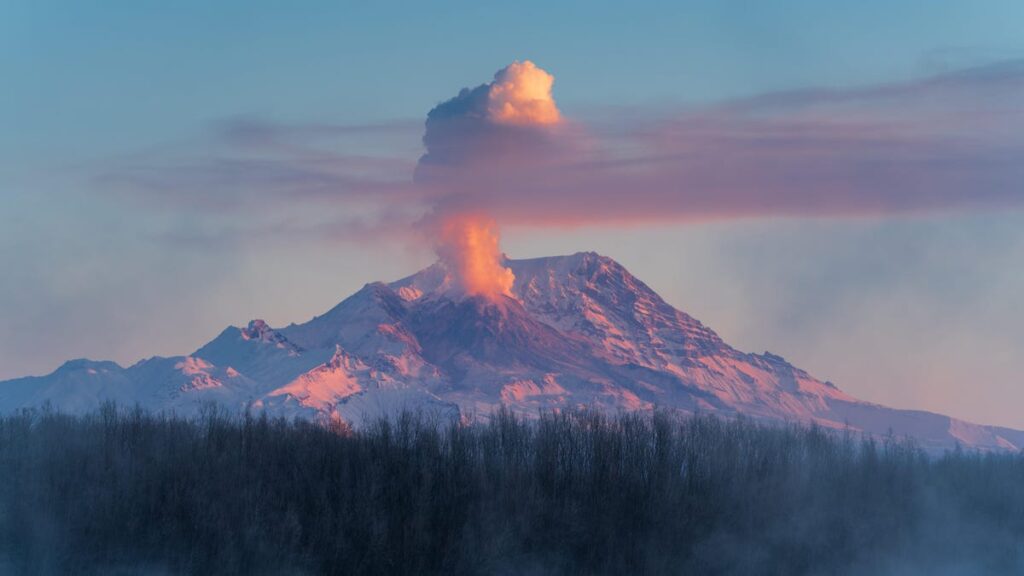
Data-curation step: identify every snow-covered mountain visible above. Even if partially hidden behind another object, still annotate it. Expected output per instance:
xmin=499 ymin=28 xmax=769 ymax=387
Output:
xmin=2 ymin=252 xmax=1020 ymax=452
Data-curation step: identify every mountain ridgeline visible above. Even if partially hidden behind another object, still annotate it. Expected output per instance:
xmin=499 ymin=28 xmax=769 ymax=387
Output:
xmin=1 ymin=252 xmax=1019 ymax=451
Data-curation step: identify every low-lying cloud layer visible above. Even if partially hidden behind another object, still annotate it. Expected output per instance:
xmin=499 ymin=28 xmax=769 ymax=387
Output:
xmin=103 ymin=58 xmax=1024 ymax=241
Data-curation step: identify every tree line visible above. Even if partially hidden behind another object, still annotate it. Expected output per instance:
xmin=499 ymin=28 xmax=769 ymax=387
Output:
xmin=0 ymin=403 xmax=1022 ymax=575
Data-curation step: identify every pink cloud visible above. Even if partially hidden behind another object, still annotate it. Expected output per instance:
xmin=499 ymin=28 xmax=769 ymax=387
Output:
xmin=99 ymin=59 xmax=1024 ymax=243
xmin=416 ymin=59 xmax=1024 ymax=227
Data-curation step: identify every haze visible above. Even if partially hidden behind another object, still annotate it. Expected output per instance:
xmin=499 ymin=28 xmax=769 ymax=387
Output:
xmin=3 ymin=0 xmax=1024 ymax=429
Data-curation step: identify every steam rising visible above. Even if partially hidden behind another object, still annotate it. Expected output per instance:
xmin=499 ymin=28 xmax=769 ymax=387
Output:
xmin=422 ymin=61 xmax=561 ymax=300
xmin=436 ymin=215 xmax=515 ymax=301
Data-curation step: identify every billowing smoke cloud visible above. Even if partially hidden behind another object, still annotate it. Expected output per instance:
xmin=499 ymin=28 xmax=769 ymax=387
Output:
xmin=417 ymin=60 xmax=569 ymax=178
xmin=487 ymin=60 xmax=562 ymax=126
xmin=418 ymin=60 xmax=567 ymax=301
xmin=435 ymin=214 xmax=516 ymax=299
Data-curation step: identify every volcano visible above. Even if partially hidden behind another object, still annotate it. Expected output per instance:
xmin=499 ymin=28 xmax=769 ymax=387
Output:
xmin=2 ymin=252 xmax=1020 ymax=451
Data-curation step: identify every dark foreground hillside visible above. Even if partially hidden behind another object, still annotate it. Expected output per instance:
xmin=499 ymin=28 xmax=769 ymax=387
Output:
xmin=1 ymin=406 xmax=1023 ymax=575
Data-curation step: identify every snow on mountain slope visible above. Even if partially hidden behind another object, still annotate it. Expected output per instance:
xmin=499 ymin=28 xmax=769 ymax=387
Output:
xmin=0 ymin=356 xmax=260 ymax=414
xmin=505 ymin=253 xmax=857 ymax=420
xmin=194 ymin=320 xmax=331 ymax=388
xmin=0 ymin=252 xmax=1020 ymax=451
xmin=0 ymin=359 xmax=136 ymax=413
xmin=256 ymin=344 xmax=455 ymax=424
xmin=264 ymin=346 xmax=367 ymax=413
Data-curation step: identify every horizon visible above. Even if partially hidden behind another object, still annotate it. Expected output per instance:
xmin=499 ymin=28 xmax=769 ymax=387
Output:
xmin=5 ymin=1 xmax=1024 ymax=431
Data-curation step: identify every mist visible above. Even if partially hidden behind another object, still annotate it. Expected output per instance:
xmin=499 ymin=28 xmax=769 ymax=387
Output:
xmin=1 ymin=405 xmax=1022 ymax=575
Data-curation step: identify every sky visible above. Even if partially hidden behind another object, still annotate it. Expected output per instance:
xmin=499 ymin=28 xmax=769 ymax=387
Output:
xmin=3 ymin=1 xmax=1024 ymax=427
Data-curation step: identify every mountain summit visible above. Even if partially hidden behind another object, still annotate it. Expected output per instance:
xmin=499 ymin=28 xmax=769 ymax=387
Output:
xmin=1 ymin=252 xmax=1020 ymax=451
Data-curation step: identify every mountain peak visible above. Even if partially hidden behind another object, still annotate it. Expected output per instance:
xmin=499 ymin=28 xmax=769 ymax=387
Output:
xmin=3 ymin=251 xmax=1022 ymax=452
xmin=238 ymin=319 xmax=302 ymax=353
xmin=242 ymin=319 xmax=273 ymax=340
xmin=388 ymin=251 xmax=625 ymax=300
xmin=55 ymin=359 xmax=123 ymax=374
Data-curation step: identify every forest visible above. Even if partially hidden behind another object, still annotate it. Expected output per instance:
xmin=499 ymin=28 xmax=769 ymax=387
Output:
xmin=1 ymin=404 xmax=1022 ymax=575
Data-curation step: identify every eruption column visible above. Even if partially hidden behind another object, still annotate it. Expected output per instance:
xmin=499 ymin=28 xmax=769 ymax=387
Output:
xmin=437 ymin=215 xmax=516 ymax=301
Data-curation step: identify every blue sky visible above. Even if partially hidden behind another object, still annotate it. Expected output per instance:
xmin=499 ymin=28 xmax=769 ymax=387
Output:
xmin=3 ymin=1 xmax=1024 ymax=426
